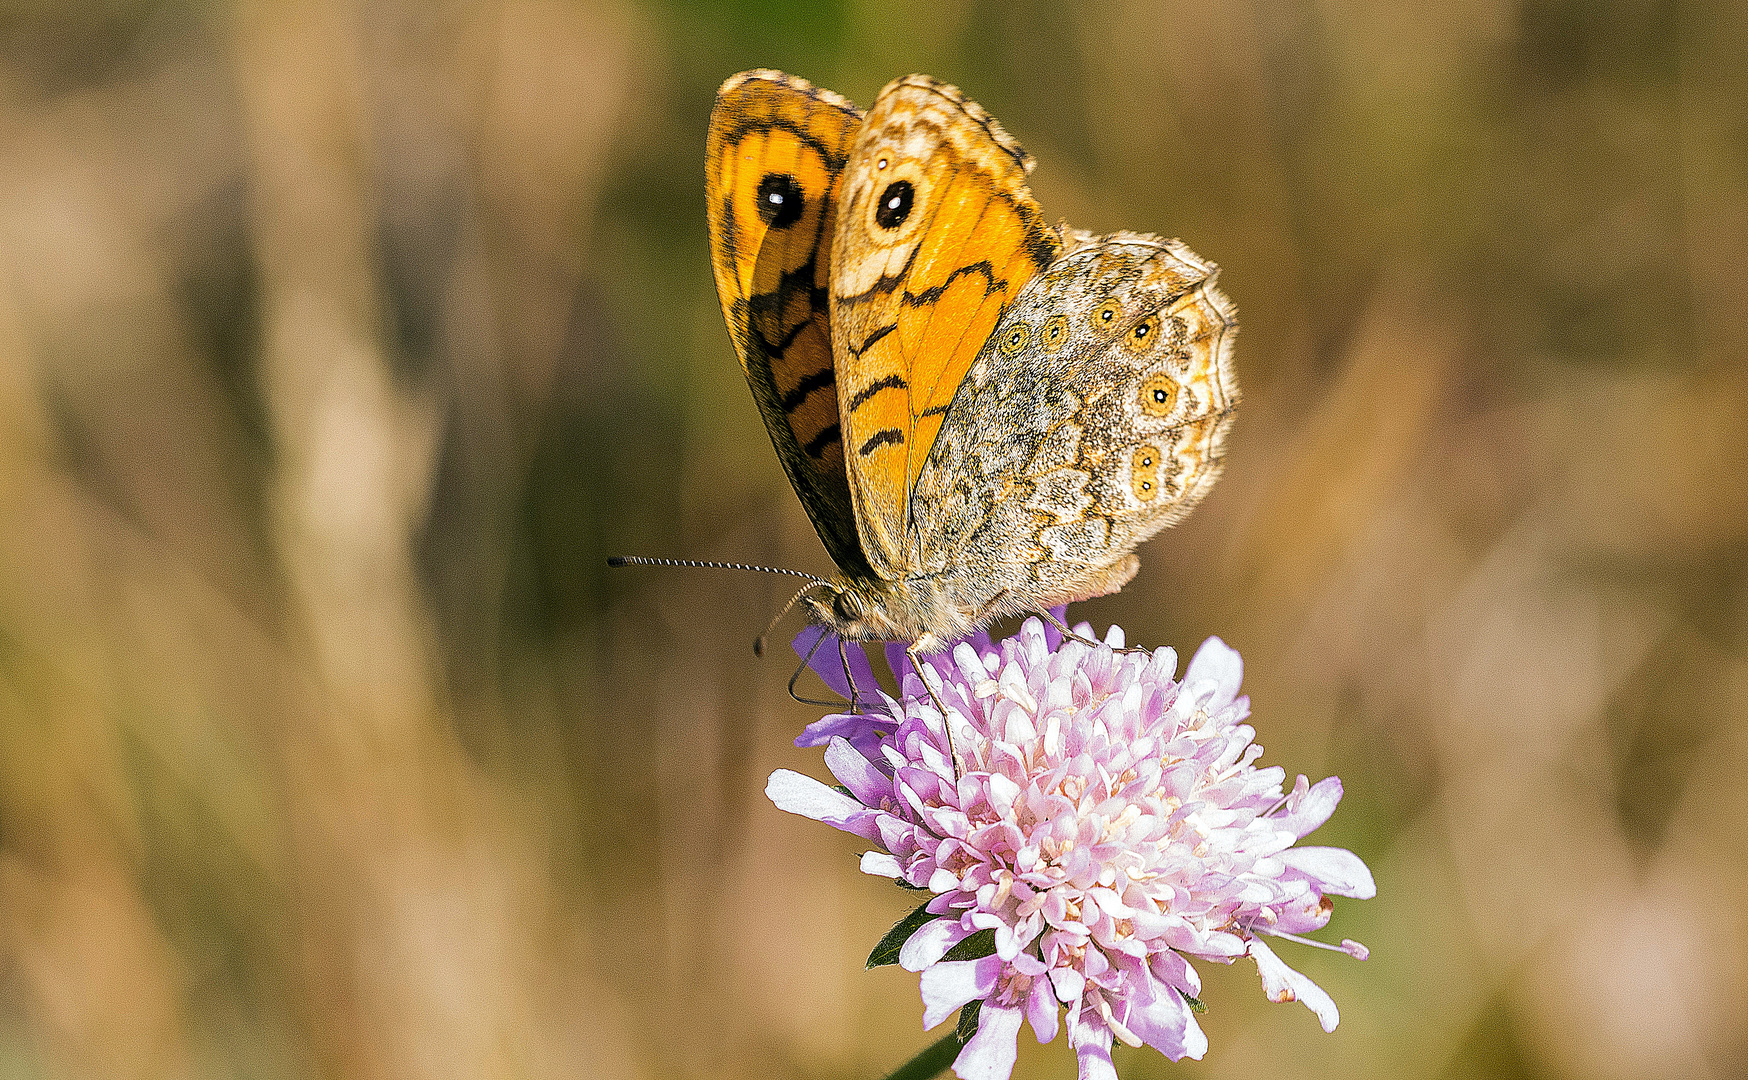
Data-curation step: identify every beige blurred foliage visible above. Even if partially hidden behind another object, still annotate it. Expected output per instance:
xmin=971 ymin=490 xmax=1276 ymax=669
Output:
xmin=0 ymin=1 xmax=1744 ymax=1079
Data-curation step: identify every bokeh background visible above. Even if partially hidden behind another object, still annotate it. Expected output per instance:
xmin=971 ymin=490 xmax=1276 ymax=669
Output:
xmin=1 ymin=1 xmax=1745 ymax=1078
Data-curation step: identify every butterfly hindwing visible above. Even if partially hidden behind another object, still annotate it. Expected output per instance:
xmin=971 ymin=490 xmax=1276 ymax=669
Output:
xmin=830 ymin=75 xmax=1062 ymax=578
xmin=910 ymin=232 xmax=1239 ymax=614
xmin=706 ymin=70 xmax=872 ymax=577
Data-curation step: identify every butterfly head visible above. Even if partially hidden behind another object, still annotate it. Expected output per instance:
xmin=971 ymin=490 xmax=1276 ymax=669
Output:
xmin=802 ymin=578 xmax=880 ymax=640
xmin=803 ymin=575 xmax=972 ymax=650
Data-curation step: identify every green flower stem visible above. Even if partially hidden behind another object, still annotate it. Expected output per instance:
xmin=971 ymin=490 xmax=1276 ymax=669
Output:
xmin=879 ymin=1031 xmax=962 ymax=1080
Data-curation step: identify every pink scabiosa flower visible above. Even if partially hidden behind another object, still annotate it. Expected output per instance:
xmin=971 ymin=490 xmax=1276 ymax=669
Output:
xmin=767 ymin=616 xmax=1374 ymax=1080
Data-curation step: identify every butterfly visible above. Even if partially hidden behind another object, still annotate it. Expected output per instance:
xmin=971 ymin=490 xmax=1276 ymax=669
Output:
xmin=705 ymin=70 xmax=1238 ymax=659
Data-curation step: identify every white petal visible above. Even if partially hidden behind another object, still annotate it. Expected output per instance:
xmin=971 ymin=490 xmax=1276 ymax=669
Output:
xmin=1281 ymin=846 xmax=1377 ymax=898
xmin=765 ymin=770 xmax=882 ymax=840
xmin=1049 ymin=966 xmax=1086 ymax=1006
xmin=1124 ymin=976 xmax=1207 ymax=1062
xmin=954 ymin=1001 xmax=1024 ymax=1080
xmin=1248 ymin=937 xmax=1340 ymax=1032
xmin=1184 ymin=636 xmax=1243 ymax=712
xmin=900 ymin=918 xmax=972 ymax=972
xmin=860 ymin=851 xmax=902 ymax=878
xmin=1073 ymin=1027 xmax=1118 ymax=1080
xmin=986 ymin=772 xmax=1021 ymax=815
xmin=920 ymin=956 xmax=1000 ymax=1029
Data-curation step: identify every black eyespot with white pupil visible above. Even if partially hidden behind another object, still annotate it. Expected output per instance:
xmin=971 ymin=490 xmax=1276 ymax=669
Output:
xmin=1041 ymin=314 xmax=1070 ymax=352
xmin=756 ymin=173 xmax=804 ymax=229
xmin=1139 ymin=374 xmax=1179 ymax=417
xmin=875 ymin=180 xmax=914 ymax=229
xmin=1131 ymin=444 xmax=1165 ymax=500
xmin=1123 ymin=314 xmax=1163 ymax=352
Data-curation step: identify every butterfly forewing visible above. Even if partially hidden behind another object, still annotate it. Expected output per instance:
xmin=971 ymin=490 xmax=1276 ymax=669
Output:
xmin=829 ymin=75 xmax=1061 ymax=578
xmin=706 ymin=70 xmax=871 ymax=577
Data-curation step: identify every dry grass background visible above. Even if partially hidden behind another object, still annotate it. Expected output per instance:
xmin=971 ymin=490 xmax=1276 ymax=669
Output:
xmin=0 ymin=1 xmax=1744 ymax=1078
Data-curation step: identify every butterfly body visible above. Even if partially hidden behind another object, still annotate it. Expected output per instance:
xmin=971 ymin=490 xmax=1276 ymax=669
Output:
xmin=708 ymin=71 xmax=1237 ymax=653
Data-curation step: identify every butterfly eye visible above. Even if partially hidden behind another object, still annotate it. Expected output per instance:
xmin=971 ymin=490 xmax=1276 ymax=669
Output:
xmin=1124 ymin=314 xmax=1162 ymax=351
xmin=999 ymin=322 xmax=1031 ymax=357
xmin=1041 ymin=314 xmax=1069 ymax=353
xmin=1138 ymin=374 xmax=1178 ymax=417
xmin=755 ymin=172 xmax=805 ymax=230
xmin=875 ymin=180 xmax=914 ymax=229
xmin=1130 ymin=444 xmax=1164 ymax=501
xmin=1090 ymin=299 xmax=1122 ymax=332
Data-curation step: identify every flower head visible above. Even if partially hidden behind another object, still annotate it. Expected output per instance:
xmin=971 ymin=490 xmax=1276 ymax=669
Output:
xmin=767 ymin=617 xmax=1374 ymax=1080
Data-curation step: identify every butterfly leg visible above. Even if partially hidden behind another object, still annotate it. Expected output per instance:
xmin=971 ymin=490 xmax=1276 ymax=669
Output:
xmin=1036 ymin=606 xmax=1099 ymax=647
xmin=787 ymin=632 xmax=855 ymax=709
xmin=838 ymin=636 xmax=864 ymax=713
xmin=906 ymin=639 xmax=963 ymax=779
xmin=1035 ymin=607 xmax=1153 ymax=655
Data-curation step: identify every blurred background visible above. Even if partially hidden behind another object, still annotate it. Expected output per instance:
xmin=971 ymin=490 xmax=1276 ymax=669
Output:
xmin=1 ymin=1 xmax=1744 ymax=1078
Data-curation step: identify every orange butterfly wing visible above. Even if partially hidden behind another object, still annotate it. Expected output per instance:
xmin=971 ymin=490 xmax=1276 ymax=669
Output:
xmin=705 ymin=70 xmax=871 ymax=577
xmin=830 ymin=75 xmax=1061 ymax=577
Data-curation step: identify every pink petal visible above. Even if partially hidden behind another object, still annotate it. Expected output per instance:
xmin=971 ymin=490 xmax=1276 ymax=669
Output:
xmin=920 ymin=956 xmax=1001 ymax=1029
xmin=1123 ymin=969 xmax=1207 ymax=1061
xmin=1150 ymin=949 xmax=1201 ymax=997
xmin=1272 ymin=893 xmax=1336 ymax=934
xmin=954 ymin=1001 xmax=1024 ymax=1080
xmin=1274 ymin=776 xmax=1345 ymax=837
xmin=1248 ymin=937 xmax=1340 ymax=1032
xmin=794 ymin=708 xmax=893 ymax=751
xmin=1025 ymin=978 xmax=1059 ymax=1044
xmin=791 ymin=627 xmax=876 ymax=700
xmin=825 ymin=736 xmax=890 ymax=806
xmin=886 ymin=640 xmax=912 ymax=685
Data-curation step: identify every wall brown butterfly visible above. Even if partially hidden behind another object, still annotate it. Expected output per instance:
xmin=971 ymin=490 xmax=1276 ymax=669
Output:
xmin=705 ymin=70 xmax=1238 ymax=662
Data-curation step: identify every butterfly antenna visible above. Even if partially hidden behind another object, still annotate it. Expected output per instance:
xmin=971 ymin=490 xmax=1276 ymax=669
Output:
xmin=755 ymin=579 xmax=829 ymax=658
xmin=607 ymin=556 xmax=833 ymax=657
xmin=607 ymin=555 xmax=825 ymax=583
